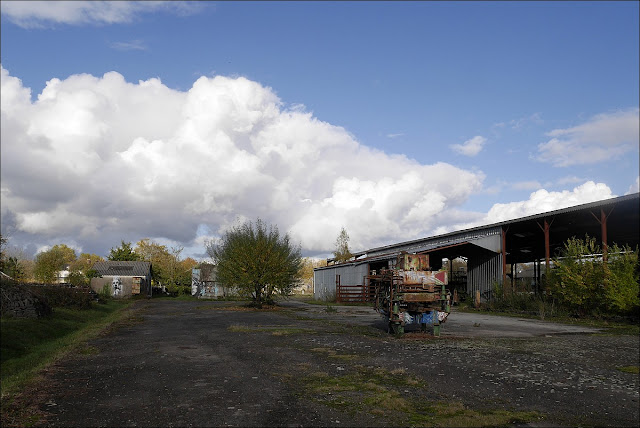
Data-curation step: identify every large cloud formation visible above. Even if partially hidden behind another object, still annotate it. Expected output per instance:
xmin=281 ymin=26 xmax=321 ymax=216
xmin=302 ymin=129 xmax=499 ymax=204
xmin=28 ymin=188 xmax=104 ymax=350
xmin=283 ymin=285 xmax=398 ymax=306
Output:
xmin=429 ymin=181 xmax=617 ymax=236
xmin=1 ymin=66 xmax=489 ymax=256
xmin=536 ymin=109 xmax=639 ymax=167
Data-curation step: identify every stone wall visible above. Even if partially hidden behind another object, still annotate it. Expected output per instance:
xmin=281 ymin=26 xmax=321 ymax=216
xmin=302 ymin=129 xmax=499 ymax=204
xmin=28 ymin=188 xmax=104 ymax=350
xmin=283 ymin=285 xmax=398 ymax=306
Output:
xmin=0 ymin=279 xmax=52 ymax=318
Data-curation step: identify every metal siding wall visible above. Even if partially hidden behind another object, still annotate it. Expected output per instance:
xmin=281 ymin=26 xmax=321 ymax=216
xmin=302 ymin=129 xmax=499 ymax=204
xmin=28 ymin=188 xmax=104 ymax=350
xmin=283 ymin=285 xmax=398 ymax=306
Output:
xmin=313 ymin=263 xmax=369 ymax=301
xmin=467 ymin=249 xmax=502 ymax=300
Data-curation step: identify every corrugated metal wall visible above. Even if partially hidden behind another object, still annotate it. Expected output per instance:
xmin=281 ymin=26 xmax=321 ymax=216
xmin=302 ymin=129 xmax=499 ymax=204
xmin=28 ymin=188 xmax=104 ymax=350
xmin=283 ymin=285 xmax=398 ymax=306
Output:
xmin=466 ymin=246 xmax=502 ymax=300
xmin=313 ymin=263 xmax=369 ymax=301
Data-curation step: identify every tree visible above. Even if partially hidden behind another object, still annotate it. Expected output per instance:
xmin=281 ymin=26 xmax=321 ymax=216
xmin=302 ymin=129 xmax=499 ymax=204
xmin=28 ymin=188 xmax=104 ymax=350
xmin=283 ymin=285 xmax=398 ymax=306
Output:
xmin=177 ymin=257 xmax=199 ymax=286
xmin=134 ymin=238 xmax=168 ymax=263
xmin=298 ymin=257 xmax=326 ymax=294
xmin=333 ymin=227 xmax=353 ymax=263
xmin=173 ymin=257 xmax=198 ymax=294
xmin=108 ymin=241 xmax=140 ymax=261
xmin=33 ymin=244 xmax=77 ymax=283
xmin=134 ymin=239 xmax=191 ymax=293
xmin=0 ymin=233 xmax=7 ymax=273
xmin=70 ymin=253 xmax=104 ymax=273
xmin=134 ymin=238 xmax=171 ymax=287
xmin=207 ymin=218 xmax=303 ymax=307
xmin=68 ymin=253 xmax=104 ymax=286
xmin=3 ymin=256 xmax=25 ymax=281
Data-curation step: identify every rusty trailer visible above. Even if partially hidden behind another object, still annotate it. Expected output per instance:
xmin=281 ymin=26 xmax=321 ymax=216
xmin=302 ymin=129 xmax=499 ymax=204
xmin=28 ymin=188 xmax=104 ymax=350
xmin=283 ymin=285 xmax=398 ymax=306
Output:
xmin=367 ymin=253 xmax=451 ymax=335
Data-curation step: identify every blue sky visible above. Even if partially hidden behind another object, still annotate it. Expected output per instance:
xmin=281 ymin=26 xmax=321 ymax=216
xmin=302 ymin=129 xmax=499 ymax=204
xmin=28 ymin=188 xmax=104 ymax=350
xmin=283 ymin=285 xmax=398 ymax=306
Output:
xmin=1 ymin=1 xmax=638 ymax=260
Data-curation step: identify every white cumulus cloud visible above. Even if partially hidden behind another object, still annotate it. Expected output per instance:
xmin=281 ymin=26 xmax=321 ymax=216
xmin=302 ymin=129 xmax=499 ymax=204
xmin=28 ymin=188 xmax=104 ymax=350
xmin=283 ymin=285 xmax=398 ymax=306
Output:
xmin=450 ymin=135 xmax=486 ymax=157
xmin=536 ymin=108 xmax=639 ymax=167
xmin=0 ymin=1 xmax=202 ymax=28
xmin=429 ymin=181 xmax=616 ymax=236
xmin=1 ymin=65 xmax=486 ymax=257
xmin=485 ymin=181 xmax=615 ymax=223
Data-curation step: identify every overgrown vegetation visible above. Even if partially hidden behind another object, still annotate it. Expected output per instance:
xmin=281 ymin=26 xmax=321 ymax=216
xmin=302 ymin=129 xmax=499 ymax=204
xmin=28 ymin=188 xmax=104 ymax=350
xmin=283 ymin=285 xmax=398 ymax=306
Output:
xmin=548 ymin=236 xmax=639 ymax=316
xmin=484 ymin=235 xmax=639 ymax=322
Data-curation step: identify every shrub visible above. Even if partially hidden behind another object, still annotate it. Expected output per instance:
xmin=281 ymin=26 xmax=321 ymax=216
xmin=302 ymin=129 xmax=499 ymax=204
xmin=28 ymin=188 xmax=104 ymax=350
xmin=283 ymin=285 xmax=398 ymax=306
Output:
xmin=98 ymin=283 xmax=113 ymax=301
xmin=487 ymin=281 xmax=561 ymax=319
xmin=548 ymin=236 xmax=639 ymax=317
xmin=207 ymin=218 xmax=302 ymax=308
xmin=603 ymin=244 xmax=639 ymax=314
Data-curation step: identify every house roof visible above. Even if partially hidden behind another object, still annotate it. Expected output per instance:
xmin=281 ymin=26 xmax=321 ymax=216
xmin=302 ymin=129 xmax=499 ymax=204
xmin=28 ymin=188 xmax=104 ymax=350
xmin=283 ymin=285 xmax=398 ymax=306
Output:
xmin=92 ymin=261 xmax=152 ymax=277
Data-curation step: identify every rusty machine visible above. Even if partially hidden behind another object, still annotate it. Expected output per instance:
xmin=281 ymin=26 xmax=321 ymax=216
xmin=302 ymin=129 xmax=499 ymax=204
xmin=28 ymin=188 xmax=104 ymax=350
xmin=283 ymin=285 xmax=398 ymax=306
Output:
xmin=367 ymin=253 xmax=451 ymax=335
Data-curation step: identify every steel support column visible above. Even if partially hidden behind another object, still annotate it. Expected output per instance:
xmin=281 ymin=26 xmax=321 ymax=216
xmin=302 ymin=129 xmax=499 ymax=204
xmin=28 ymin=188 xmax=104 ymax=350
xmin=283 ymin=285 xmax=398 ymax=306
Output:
xmin=537 ymin=218 xmax=553 ymax=290
xmin=591 ymin=207 xmax=613 ymax=263
xmin=501 ymin=226 xmax=508 ymax=297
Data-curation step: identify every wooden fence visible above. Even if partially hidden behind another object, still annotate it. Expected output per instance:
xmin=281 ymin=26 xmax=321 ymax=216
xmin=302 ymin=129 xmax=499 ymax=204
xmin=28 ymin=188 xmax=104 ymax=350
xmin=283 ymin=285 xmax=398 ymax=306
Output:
xmin=335 ymin=275 xmax=375 ymax=303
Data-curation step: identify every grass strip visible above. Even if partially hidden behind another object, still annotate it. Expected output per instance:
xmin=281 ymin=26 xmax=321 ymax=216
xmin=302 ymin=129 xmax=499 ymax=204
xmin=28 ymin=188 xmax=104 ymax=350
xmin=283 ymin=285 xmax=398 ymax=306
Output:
xmin=1 ymin=300 xmax=134 ymax=399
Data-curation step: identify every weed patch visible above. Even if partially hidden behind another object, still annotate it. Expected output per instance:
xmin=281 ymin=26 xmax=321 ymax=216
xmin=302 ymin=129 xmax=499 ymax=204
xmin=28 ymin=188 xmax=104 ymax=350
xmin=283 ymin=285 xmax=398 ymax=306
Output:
xmin=616 ymin=365 xmax=640 ymax=374
xmin=228 ymin=324 xmax=314 ymax=335
xmin=292 ymin=361 xmax=542 ymax=427
xmin=197 ymin=303 xmax=287 ymax=312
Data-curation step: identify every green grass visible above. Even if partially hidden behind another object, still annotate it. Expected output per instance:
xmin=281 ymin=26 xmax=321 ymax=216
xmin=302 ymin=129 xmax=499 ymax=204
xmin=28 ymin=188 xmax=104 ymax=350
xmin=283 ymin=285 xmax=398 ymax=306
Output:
xmin=1 ymin=300 xmax=134 ymax=398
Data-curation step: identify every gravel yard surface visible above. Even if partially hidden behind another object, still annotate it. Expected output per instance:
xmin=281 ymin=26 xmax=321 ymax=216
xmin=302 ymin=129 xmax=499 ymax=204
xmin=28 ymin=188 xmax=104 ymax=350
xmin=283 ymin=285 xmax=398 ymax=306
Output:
xmin=30 ymin=299 xmax=639 ymax=427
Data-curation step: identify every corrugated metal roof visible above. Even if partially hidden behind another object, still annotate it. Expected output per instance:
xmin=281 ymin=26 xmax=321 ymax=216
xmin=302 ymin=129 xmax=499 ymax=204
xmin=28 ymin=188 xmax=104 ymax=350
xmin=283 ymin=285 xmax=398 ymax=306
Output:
xmin=330 ymin=193 xmax=639 ymax=261
xmin=92 ymin=261 xmax=152 ymax=277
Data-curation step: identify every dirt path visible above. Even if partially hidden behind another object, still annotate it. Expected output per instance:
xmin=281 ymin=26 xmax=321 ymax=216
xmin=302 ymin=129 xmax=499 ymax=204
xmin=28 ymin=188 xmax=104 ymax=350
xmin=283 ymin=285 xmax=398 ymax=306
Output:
xmin=34 ymin=300 xmax=639 ymax=427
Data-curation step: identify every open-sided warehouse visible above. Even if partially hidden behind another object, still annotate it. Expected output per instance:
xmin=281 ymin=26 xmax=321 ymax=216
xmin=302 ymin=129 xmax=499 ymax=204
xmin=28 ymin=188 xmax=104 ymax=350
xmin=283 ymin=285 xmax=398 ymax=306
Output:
xmin=314 ymin=193 xmax=639 ymax=302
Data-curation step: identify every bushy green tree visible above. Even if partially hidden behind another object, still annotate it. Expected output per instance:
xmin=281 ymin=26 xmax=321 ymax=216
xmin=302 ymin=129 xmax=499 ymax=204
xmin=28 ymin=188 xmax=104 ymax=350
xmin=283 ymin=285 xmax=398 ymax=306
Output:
xmin=603 ymin=244 xmax=639 ymax=314
xmin=108 ymin=241 xmax=140 ymax=261
xmin=208 ymin=219 xmax=302 ymax=307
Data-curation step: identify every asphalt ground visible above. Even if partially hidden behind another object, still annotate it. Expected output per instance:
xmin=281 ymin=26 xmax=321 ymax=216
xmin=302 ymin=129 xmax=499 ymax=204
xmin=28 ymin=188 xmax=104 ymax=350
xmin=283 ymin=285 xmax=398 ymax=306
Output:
xmin=30 ymin=299 xmax=640 ymax=427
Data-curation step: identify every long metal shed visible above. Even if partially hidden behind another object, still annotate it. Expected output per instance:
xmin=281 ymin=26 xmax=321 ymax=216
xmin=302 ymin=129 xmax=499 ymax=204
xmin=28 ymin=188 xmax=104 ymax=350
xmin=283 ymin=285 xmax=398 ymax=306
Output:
xmin=314 ymin=193 xmax=639 ymax=302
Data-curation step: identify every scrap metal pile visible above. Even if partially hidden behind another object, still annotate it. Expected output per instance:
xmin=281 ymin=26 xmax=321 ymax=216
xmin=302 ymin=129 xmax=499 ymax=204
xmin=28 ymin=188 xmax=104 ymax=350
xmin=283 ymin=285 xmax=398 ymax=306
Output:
xmin=367 ymin=253 xmax=451 ymax=335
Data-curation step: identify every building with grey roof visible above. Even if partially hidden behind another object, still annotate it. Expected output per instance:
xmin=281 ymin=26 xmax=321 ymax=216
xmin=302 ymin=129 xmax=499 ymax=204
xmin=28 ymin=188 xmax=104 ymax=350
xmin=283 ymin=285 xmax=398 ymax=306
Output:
xmin=90 ymin=261 xmax=152 ymax=298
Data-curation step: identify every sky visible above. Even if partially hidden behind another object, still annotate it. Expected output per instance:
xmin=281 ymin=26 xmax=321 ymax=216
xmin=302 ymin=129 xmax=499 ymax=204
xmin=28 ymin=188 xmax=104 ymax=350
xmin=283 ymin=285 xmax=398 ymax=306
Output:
xmin=1 ymin=1 xmax=638 ymax=261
